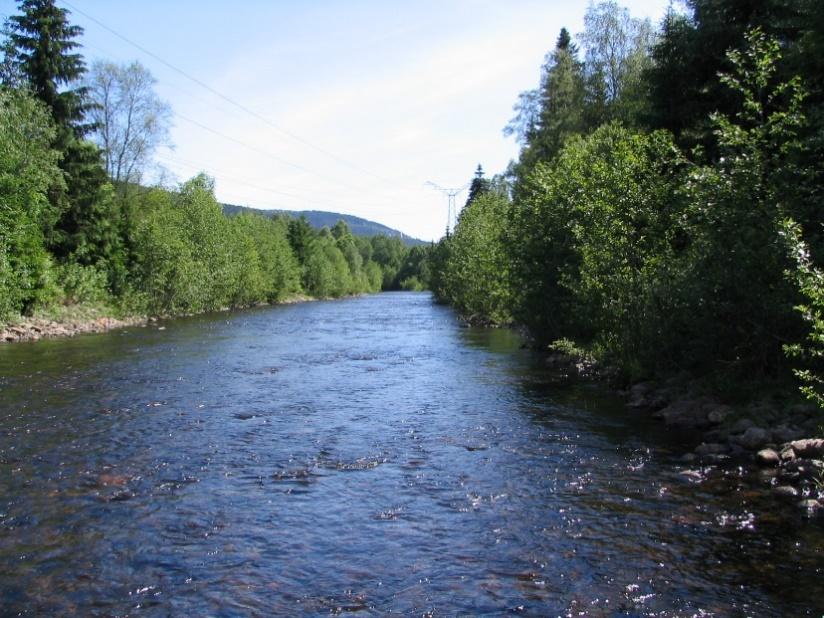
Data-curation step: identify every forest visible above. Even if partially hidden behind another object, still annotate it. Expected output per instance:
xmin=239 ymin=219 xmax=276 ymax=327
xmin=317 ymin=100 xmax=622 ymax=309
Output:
xmin=431 ymin=0 xmax=824 ymax=403
xmin=3 ymin=0 xmax=824 ymax=406
xmin=0 ymin=0 xmax=430 ymax=327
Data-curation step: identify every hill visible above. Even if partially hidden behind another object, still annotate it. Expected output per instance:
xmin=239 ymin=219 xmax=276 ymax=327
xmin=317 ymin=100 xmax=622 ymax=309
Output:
xmin=222 ymin=204 xmax=427 ymax=246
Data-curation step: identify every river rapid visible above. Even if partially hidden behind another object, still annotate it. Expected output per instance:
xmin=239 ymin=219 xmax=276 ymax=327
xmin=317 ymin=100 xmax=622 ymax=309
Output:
xmin=0 ymin=292 xmax=821 ymax=616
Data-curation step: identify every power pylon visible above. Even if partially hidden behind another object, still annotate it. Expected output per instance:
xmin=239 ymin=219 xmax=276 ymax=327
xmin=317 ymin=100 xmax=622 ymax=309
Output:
xmin=425 ymin=181 xmax=469 ymax=237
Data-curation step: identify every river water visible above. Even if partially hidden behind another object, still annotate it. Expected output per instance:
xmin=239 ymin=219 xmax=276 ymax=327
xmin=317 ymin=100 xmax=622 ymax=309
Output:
xmin=0 ymin=292 xmax=821 ymax=616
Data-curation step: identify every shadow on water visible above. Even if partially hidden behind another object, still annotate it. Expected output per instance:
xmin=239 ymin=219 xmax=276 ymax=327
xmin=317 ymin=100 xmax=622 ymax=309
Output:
xmin=0 ymin=292 xmax=821 ymax=616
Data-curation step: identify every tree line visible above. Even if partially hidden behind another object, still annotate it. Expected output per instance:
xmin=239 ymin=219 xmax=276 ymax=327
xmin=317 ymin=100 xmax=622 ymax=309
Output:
xmin=0 ymin=0 xmax=429 ymax=323
xmin=431 ymin=0 xmax=824 ymax=401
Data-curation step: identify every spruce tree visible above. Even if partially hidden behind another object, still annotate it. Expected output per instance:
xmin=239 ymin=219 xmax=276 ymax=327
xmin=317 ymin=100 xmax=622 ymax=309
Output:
xmin=465 ymin=164 xmax=489 ymax=208
xmin=7 ymin=0 xmax=92 ymax=142
xmin=6 ymin=0 xmax=114 ymax=266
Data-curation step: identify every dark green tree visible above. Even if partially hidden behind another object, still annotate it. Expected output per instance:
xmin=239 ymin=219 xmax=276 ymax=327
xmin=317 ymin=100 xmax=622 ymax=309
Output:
xmin=505 ymin=27 xmax=585 ymax=171
xmin=464 ymin=164 xmax=490 ymax=207
xmin=5 ymin=0 xmax=114 ymax=267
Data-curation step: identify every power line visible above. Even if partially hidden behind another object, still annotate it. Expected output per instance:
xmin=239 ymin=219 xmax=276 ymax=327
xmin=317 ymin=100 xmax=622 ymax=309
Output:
xmin=58 ymin=0 xmax=402 ymax=189
xmin=173 ymin=111 xmax=362 ymax=192
xmin=155 ymin=152 xmax=432 ymax=218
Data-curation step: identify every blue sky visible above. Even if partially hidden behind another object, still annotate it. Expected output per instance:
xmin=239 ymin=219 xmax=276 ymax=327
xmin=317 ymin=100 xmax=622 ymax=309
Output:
xmin=2 ymin=0 xmax=673 ymax=241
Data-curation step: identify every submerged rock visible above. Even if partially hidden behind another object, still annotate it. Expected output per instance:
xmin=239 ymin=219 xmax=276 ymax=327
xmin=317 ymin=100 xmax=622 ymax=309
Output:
xmin=772 ymin=485 xmax=799 ymax=500
xmin=695 ymin=442 xmax=728 ymax=456
xmin=798 ymin=499 xmax=822 ymax=514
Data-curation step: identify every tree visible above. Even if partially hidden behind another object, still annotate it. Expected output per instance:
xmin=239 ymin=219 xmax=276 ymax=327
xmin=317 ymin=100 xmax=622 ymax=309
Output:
xmin=464 ymin=164 xmax=489 ymax=207
xmin=446 ymin=187 xmax=513 ymax=325
xmin=0 ymin=87 xmax=62 ymax=317
xmin=505 ymin=27 xmax=585 ymax=167
xmin=578 ymin=1 xmax=655 ymax=127
xmin=5 ymin=0 xmax=91 ymax=140
xmin=87 ymin=60 xmax=171 ymax=192
xmin=5 ymin=0 xmax=114 ymax=266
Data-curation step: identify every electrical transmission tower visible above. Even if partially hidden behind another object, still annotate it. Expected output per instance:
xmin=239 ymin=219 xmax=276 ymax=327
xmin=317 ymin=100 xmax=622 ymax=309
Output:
xmin=425 ymin=181 xmax=469 ymax=237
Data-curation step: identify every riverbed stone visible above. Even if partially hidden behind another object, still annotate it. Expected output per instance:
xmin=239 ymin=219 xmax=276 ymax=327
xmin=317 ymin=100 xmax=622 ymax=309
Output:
xmin=733 ymin=426 xmax=770 ymax=450
xmin=772 ymin=485 xmax=799 ymax=500
xmin=695 ymin=442 xmax=728 ymax=456
xmin=627 ymin=382 xmax=652 ymax=408
xmin=780 ymin=446 xmax=797 ymax=462
xmin=798 ymin=499 xmax=822 ymax=513
xmin=789 ymin=438 xmax=824 ymax=459
xmin=755 ymin=448 xmax=781 ymax=466
xmin=729 ymin=418 xmax=755 ymax=434
xmin=653 ymin=397 xmax=714 ymax=429
xmin=771 ymin=425 xmax=804 ymax=444
xmin=707 ymin=405 xmax=733 ymax=425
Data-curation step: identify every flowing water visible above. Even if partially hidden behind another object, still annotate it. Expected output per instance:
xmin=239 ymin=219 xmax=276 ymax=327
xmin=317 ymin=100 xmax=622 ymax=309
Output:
xmin=0 ymin=292 xmax=821 ymax=616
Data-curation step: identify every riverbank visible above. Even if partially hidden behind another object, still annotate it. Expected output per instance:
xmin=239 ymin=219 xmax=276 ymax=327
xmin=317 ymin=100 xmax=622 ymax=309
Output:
xmin=626 ymin=380 xmax=824 ymax=517
xmin=542 ymin=347 xmax=824 ymax=517
xmin=0 ymin=293 xmax=322 ymax=344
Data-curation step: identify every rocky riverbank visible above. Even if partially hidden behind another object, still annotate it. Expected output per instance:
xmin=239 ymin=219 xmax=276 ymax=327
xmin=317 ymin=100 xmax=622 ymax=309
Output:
xmin=0 ymin=314 xmax=147 ymax=343
xmin=542 ymin=349 xmax=824 ymax=518
xmin=627 ymin=381 xmax=824 ymax=518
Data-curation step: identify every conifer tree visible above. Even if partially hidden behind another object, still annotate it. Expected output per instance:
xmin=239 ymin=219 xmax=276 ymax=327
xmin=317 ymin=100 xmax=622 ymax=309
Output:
xmin=5 ymin=0 xmax=113 ymax=265
xmin=465 ymin=164 xmax=490 ymax=208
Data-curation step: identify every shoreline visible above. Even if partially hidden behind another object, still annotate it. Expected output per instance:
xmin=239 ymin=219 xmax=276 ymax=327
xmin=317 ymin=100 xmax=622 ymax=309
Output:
xmin=0 ymin=314 xmax=148 ymax=343
xmin=544 ymin=349 xmax=824 ymax=518
xmin=0 ymin=293 xmax=340 ymax=344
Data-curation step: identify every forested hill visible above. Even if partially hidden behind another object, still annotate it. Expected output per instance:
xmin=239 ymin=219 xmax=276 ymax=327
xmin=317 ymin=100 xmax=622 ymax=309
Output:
xmin=222 ymin=204 xmax=427 ymax=246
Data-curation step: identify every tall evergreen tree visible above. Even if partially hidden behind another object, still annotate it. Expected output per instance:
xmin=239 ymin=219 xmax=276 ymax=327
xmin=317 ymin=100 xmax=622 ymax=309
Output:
xmin=505 ymin=27 xmax=586 ymax=184
xmin=5 ymin=0 xmax=113 ymax=265
xmin=7 ymin=0 xmax=92 ymax=141
xmin=465 ymin=164 xmax=490 ymax=207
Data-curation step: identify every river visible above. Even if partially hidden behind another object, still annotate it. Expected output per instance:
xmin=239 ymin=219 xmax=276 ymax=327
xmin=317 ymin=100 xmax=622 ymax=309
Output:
xmin=0 ymin=292 xmax=821 ymax=616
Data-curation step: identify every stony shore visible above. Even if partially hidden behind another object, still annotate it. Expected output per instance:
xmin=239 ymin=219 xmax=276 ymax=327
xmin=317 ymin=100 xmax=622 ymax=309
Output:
xmin=0 ymin=294 xmax=323 ymax=345
xmin=0 ymin=315 xmax=148 ymax=343
xmin=545 ymin=350 xmax=824 ymax=518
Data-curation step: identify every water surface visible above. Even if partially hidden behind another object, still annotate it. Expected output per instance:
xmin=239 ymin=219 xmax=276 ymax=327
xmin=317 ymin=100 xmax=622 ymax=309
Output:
xmin=0 ymin=292 xmax=821 ymax=615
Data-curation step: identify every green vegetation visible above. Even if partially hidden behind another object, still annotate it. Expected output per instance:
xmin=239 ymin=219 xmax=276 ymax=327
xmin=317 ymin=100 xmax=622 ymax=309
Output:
xmin=433 ymin=1 xmax=824 ymax=405
xmin=0 ymin=0 xmax=432 ymax=328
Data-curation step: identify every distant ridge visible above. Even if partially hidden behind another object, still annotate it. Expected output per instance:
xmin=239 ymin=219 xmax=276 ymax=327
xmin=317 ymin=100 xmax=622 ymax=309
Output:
xmin=222 ymin=204 xmax=427 ymax=246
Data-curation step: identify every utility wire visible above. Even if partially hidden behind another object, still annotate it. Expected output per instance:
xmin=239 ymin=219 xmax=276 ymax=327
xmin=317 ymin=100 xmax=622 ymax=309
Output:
xmin=173 ymin=111 xmax=363 ymax=192
xmin=58 ymin=0 xmax=402 ymax=189
xmin=156 ymin=151 xmax=432 ymax=216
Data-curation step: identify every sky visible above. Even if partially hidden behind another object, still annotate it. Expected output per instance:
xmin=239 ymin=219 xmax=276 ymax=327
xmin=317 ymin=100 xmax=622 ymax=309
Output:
xmin=2 ymin=0 xmax=673 ymax=241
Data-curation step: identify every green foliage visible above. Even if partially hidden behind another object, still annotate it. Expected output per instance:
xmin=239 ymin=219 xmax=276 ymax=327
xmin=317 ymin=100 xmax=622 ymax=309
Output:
xmin=369 ymin=234 xmax=407 ymax=290
xmin=55 ymin=260 xmax=110 ymax=305
xmin=554 ymin=125 xmax=685 ymax=375
xmin=303 ymin=233 xmax=352 ymax=298
xmin=6 ymin=0 xmax=91 ymax=137
xmin=443 ymin=189 xmax=513 ymax=325
xmin=671 ymin=29 xmax=807 ymax=375
xmin=782 ymin=219 xmax=824 ymax=406
xmin=0 ymin=86 xmax=61 ymax=318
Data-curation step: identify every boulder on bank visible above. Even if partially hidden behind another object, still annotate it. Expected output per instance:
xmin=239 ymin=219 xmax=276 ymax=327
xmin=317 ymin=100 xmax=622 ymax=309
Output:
xmin=652 ymin=397 xmax=716 ymax=429
xmin=756 ymin=448 xmax=781 ymax=466
xmin=732 ymin=426 xmax=770 ymax=450
xmin=788 ymin=438 xmax=824 ymax=459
